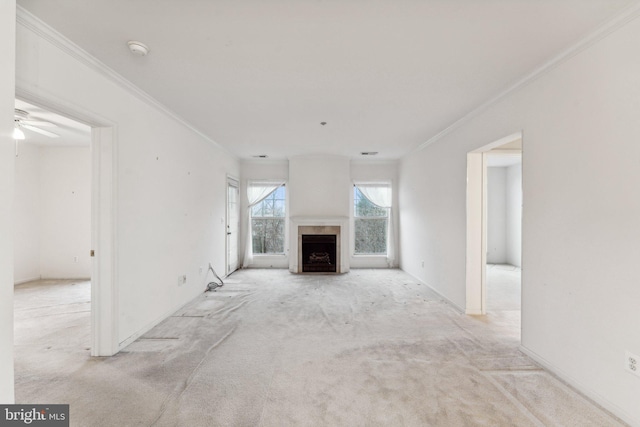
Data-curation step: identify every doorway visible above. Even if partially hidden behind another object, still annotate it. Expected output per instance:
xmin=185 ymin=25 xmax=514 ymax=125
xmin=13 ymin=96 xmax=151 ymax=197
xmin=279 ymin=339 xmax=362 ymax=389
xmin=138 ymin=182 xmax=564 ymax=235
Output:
xmin=14 ymin=91 xmax=117 ymax=357
xmin=485 ymin=153 xmax=522 ymax=314
xmin=465 ymin=132 xmax=522 ymax=316
xmin=226 ymin=177 xmax=240 ymax=275
xmin=13 ymin=99 xmax=92 ymax=285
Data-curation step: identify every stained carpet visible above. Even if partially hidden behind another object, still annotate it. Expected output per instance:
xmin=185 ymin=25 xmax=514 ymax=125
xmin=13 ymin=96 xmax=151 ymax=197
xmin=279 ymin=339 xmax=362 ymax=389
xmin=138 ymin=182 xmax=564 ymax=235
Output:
xmin=14 ymin=270 xmax=625 ymax=426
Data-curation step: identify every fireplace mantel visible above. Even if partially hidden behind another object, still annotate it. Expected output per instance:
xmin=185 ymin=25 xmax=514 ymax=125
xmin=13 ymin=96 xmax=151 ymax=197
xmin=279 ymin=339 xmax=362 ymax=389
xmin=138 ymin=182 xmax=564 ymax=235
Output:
xmin=289 ymin=216 xmax=350 ymax=273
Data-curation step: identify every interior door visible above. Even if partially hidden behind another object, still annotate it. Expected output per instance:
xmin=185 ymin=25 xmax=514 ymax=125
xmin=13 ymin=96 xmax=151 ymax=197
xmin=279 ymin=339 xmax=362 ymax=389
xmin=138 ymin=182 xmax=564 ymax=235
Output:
xmin=226 ymin=178 xmax=240 ymax=275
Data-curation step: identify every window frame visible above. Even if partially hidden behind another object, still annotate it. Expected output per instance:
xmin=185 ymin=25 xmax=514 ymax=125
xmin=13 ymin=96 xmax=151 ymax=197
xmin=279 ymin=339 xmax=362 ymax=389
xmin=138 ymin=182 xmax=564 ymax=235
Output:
xmin=352 ymin=184 xmax=390 ymax=256
xmin=249 ymin=183 xmax=287 ymax=256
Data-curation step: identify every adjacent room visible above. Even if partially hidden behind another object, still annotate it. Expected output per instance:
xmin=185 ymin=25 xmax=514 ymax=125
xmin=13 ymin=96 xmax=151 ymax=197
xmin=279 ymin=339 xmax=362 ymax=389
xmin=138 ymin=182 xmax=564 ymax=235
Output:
xmin=12 ymin=100 xmax=93 ymax=387
xmin=2 ymin=1 xmax=640 ymax=426
xmin=486 ymin=149 xmax=522 ymax=315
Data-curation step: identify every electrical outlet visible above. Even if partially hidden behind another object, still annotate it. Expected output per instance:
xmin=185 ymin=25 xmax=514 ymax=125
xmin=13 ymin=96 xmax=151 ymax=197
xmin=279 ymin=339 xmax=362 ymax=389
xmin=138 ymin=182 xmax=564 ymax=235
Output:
xmin=73 ymin=256 xmax=78 ymax=263
xmin=625 ymin=351 xmax=640 ymax=377
xmin=199 ymin=266 xmax=203 ymax=275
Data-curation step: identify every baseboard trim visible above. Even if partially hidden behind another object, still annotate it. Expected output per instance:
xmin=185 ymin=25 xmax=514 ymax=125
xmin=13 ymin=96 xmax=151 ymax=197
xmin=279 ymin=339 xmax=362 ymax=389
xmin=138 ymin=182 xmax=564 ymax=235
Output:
xmin=15 ymin=276 xmax=91 ymax=285
xmin=118 ymin=289 xmax=204 ymax=351
xmin=13 ymin=276 xmax=41 ymax=285
xmin=403 ymin=271 xmax=465 ymax=314
xmin=519 ymin=345 xmax=637 ymax=426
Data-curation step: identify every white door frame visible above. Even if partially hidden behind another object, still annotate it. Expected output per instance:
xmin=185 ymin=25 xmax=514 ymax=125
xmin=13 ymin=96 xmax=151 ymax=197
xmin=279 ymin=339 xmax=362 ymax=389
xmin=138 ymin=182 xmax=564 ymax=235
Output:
xmin=16 ymin=88 xmax=119 ymax=356
xmin=466 ymin=131 xmax=522 ymax=315
xmin=226 ymin=175 xmax=240 ymax=276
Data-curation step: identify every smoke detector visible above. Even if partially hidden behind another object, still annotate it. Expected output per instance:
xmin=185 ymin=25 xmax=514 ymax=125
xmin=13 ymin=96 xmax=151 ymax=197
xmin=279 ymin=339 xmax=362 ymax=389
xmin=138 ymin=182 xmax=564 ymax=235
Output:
xmin=127 ymin=41 xmax=149 ymax=56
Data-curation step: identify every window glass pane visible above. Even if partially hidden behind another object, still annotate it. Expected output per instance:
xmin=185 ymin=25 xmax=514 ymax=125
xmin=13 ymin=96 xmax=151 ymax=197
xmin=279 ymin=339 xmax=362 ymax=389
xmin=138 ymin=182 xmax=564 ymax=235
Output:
xmin=252 ymin=218 xmax=285 ymax=254
xmin=252 ymin=219 xmax=265 ymax=253
xmin=354 ymin=218 xmax=387 ymax=254
xmin=354 ymin=187 xmax=387 ymax=217
xmin=251 ymin=204 xmax=263 ymax=217
xmin=262 ymin=199 xmax=274 ymax=217
xmin=250 ymin=184 xmax=286 ymax=254
xmin=273 ymin=186 xmax=285 ymax=200
xmin=273 ymin=200 xmax=285 ymax=217
xmin=354 ymin=185 xmax=389 ymax=255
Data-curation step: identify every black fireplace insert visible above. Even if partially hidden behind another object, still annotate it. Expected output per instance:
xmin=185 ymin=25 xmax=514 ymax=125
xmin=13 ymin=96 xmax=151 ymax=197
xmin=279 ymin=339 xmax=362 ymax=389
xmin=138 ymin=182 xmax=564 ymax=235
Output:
xmin=301 ymin=234 xmax=337 ymax=273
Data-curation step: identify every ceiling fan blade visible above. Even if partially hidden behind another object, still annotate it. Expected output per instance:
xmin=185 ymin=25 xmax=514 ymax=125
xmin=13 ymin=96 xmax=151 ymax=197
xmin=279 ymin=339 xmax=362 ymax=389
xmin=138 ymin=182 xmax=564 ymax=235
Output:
xmin=22 ymin=124 xmax=60 ymax=138
xmin=20 ymin=120 xmax=58 ymax=127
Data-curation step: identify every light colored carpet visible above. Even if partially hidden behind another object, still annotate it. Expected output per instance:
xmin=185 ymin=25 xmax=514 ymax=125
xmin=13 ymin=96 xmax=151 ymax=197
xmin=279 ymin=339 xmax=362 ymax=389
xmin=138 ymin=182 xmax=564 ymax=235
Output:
xmin=14 ymin=270 xmax=625 ymax=426
xmin=486 ymin=264 xmax=521 ymax=312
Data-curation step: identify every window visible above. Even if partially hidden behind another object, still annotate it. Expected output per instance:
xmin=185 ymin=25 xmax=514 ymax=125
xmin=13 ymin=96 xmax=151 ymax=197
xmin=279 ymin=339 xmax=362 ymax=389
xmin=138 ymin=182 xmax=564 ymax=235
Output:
xmin=251 ymin=185 xmax=286 ymax=254
xmin=354 ymin=185 xmax=390 ymax=255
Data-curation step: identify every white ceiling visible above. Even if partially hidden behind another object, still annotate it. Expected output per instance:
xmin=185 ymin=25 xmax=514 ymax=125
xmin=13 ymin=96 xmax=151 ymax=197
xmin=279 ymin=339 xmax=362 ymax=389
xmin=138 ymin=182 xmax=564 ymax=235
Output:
xmin=16 ymin=0 xmax=638 ymax=159
xmin=14 ymin=99 xmax=91 ymax=147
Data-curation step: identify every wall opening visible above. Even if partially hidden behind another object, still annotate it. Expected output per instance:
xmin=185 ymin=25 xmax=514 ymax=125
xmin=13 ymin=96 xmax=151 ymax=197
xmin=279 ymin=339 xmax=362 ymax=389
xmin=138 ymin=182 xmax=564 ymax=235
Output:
xmin=485 ymin=152 xmax=522 ymax=315
xmin=14 ymin=90 xmax=118 ymax=357
xmin=466 ymin=132 xmax=522 ymax=318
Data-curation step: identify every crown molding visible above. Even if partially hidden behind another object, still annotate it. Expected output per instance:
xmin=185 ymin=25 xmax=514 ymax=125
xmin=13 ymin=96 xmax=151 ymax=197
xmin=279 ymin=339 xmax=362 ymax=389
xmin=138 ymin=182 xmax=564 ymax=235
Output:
xmin=415 ymin=2 xmax=640 ymax=152
xmin=15 ymin=6 xmax=236 ymax=159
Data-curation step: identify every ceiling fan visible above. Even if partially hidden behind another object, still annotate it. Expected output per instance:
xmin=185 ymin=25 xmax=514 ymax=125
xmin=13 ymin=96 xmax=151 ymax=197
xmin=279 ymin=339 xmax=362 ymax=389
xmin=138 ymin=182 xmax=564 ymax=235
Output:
xmin=14 ymin=108 xmax=60 ymax=139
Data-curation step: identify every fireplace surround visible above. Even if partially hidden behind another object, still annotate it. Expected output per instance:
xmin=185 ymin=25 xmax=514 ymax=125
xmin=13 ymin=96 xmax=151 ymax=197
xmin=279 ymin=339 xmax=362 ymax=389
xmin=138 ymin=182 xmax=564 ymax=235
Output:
xmin=289 ymin=217 xmax=349 ymax=273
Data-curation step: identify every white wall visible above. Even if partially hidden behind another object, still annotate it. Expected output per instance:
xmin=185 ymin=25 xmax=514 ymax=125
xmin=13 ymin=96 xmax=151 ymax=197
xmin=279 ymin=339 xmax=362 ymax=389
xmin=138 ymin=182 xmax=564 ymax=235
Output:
xmin=506 ymin=163 xmax=522 ymax=267
xmin=39 ymin=147 xmax=91 ymax=278
xmin=399 ymin=15 xmax=640 ymax=424
xmin=0 ymin=0 xmax=16 ymax=404
xmin=14 ymin=144 xmax=40 ymax=284
xmin=486 ymin=165 xmax=522 ymax=267
xmin=241 ymin=157 xmax=399 ymax=269
xmin=16 ymin=15 xmax=239 ymax=348
xmin=486 ymin=167 xmax=507 ymax=263
xmin=289 ymin=155 xmax=351 ymax=218
xmin=14 ymin=145 xmax=92 ymax=282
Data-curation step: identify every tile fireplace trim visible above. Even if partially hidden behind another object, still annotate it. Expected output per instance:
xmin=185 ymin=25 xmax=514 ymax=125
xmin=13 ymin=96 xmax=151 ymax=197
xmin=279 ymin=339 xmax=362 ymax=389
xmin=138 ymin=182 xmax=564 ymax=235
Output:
xmin=289 ymin=216 xmax=350 ymax=273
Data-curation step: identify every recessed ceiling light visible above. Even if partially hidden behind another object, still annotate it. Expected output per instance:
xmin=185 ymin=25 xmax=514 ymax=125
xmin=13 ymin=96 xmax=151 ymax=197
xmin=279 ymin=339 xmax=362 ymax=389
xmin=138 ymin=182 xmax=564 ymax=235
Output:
xmin=127 ymin=41 xmax=149 ymax=56
xmin=360 ymin=152 xmax=378 ymax=156
xmin=253 ymin=155 xmax=268 ymax=158
xmin=320 ymin=122 xmax=327 ymax=126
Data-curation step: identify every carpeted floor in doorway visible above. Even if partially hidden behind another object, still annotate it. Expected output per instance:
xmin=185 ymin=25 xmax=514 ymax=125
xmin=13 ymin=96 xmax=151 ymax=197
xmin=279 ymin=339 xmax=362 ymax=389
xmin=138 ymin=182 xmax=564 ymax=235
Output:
xmin=14 ymin=269 xmax=625 ymax=426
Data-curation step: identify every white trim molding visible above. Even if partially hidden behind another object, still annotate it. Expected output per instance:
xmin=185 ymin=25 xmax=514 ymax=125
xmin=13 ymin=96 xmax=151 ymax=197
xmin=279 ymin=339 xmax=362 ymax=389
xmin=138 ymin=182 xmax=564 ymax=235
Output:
xmin=416 ymin=3 xmax=640 ymax=152
xmin=519 ymin=345 xmax=637 ymax=426
xmin=15 ymin=6 xmax=236 ymax=160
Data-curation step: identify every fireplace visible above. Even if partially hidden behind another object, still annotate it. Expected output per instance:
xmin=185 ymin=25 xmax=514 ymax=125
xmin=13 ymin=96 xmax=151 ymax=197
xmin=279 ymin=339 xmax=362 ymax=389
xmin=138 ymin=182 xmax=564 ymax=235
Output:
xmin=295 ymin=224 xmax=342 ymax=273
xmin=301 ymin=234 xmax=337 ymax=272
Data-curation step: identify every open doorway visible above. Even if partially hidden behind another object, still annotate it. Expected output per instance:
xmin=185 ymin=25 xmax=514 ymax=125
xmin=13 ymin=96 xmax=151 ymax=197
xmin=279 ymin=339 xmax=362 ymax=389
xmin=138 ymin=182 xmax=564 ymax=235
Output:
xmin=12 ymin=92 xmax=118 ymax=357
xmin=465 ymin=132 xmax=522 ymax=317
xmin=485 ymin=152 xmax=522 ymax=314
xmin=13 ymin=99 xmax=94 ymax=375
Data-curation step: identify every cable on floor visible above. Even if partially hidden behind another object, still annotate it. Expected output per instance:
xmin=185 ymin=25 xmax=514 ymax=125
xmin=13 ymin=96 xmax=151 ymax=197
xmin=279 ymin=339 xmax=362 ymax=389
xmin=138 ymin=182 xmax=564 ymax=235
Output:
xmin=206 ymin=262 xmax=224 ymax=292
